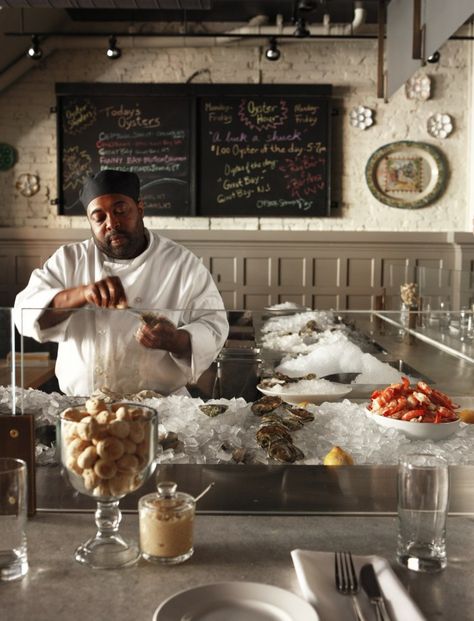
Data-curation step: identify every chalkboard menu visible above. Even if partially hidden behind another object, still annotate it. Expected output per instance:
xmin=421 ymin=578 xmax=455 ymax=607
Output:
xmin=56 ymin=84 xmax=191 ymax=215
xmin=198 ymin=91 xmax=331 ymax=217
xmin=56 ymin=84 xmax=332 ymax=217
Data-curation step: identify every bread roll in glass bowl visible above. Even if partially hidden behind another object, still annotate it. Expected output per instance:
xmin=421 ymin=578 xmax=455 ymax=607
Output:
xmin=59 ymin=400 xmax=157 ymax=569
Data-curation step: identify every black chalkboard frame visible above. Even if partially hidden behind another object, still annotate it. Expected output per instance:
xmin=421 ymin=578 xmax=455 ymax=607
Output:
xmin=55 ymin=83 xmax=196 ymax=217
xmin=193 ymin=83 xmax=333 ymax=218
xmin=55 ymin=83 xmax=333 ymax=218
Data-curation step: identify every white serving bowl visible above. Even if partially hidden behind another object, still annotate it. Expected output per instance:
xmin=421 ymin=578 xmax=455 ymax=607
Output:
xmin=366 ymin=409 xmax=460 ymax=441
xmin=257 ymin=384 xmax=352 ymax=405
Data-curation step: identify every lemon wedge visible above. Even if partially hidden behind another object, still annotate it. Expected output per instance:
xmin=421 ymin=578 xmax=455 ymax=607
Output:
xmin=323 ymin=446 xmax=354 ymax=466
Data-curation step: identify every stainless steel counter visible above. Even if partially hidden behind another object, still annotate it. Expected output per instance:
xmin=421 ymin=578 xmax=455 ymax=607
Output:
xmin=37 ymin=463 xmax=474 ymax=516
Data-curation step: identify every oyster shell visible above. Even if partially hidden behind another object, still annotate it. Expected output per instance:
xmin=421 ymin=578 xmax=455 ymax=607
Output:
xmin=159 ymin=431 xmax=182 ymax=451
xmin=280 ymin=414 xmax=304 ymax=431
xmin=285 ymin=405 xmax=315 ymax=423
xmin=231 ymin=447 xmax=257 ymax=464
xmin=267 ymin=439 xmax=305 ymax=463
xmin=298 ymin=320 xmax=321 ymax=336
xmin=256 ymin=423 xmax=292 ymax=448
xmin=251 ymin=395 xmax=283 ymax=415
xmin=198 ymin=404 xmax=228 ymax=417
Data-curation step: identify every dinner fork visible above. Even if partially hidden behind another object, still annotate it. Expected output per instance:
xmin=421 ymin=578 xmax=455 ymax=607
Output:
xmin=335 ymin=551 xmax=368 ymax=621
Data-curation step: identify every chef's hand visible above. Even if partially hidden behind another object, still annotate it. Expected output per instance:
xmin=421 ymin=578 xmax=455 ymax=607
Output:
xmin=135 ymin=316 xmax=192 ymax=359
xmin=82 ymin=276 xmax=127 ymax=309
xmin=38 ymin=277 xmax=127 ymax=329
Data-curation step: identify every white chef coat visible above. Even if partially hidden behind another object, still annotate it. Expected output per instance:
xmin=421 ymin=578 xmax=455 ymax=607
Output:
xmin=14 ymin=230 xmax=228 ymax=396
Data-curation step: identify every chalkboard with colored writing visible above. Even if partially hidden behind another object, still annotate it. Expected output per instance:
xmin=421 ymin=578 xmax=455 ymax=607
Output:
xmin=197 ymin=87 xmax=331 ymax=217
xmin=56 ymin=84 xmax=191 ymax=215
xmin=56 ymin=84 xmax=332 ymax=217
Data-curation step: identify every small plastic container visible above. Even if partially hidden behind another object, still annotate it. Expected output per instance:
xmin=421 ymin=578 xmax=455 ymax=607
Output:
xmin=139 ymin=481 xmax=195 ymax=564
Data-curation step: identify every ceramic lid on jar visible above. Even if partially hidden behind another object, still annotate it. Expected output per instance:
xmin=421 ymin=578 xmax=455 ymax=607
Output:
xmin=140 ymin=481 xmax=195 ymax=514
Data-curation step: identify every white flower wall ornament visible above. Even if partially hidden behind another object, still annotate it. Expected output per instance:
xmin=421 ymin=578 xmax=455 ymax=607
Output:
xmin=405 ymin=75 xmax=431 ymax=101
xmin=427 ymin=113 xmax=453 ymax=139
xmin=15 ymin=173 xmax=40 ymax=197
xmin=349 ymin=105 xmax=374 ymax=130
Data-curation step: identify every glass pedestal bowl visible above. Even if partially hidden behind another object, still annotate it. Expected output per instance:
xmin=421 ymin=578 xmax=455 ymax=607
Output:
xmin=59 ymin=401 xmax=157 ymax=569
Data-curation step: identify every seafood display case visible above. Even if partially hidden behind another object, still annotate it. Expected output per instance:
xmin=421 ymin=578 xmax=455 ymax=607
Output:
xmin=3 ymin=306 xmax=474 ymax=515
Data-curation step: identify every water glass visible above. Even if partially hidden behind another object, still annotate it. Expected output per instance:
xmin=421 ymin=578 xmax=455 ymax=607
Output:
xmin=0 ymin=458 xmax=29 ymax=581
xmin=438 ymin=300 xmax=451 ymax=332
xmin=397 ymin=453 xmax=449 ymax=572
xmin=459 ymin=307 xmax=472 ymax=342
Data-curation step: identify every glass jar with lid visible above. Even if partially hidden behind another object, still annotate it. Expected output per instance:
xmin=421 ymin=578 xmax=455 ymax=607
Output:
xmin=139 ymin=481 xmax=195 ymax=564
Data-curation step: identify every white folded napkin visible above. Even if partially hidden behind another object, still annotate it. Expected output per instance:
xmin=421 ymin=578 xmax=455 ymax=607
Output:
xmin=291 ymin=549 xmax=426 ymax=621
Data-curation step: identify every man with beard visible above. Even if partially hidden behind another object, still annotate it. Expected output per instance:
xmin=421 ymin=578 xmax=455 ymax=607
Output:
xmin=14 ymin=170 xmax=228 ymax=396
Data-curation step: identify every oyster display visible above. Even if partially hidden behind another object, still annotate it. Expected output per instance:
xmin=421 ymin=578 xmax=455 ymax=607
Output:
xmin=285 ymin=405 xmax=315 ymax=423
xmin=256 ymin=423 xmax=292 ymax=448
xmin=231 ymin=447 xmax=257 ymax=464
xmin=198 ymin=403 xmax=229 ymax=417
xmin=267 ymin=439 xmax=305 ymax=463
xmin=251 ymin=395 xmax=283 ymax=415
xmin=274 ymin=372 xmax=298 ymax=383
xmin=91 ymin=386 xmax=163 ymax=403
xmin=260 ymin=413 xmax=284 ymax=425
xmin=159 ymin=431 xmax=182 ymax=451
xmin=298 ymin=320 xmax=321 ymax=337
xmin=280 ymin=414 xmax=304 ymax=431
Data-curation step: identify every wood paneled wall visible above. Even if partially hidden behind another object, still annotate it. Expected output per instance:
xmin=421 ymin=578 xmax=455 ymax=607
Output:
xmin=1 ymin=229 xmax=474 ymax=310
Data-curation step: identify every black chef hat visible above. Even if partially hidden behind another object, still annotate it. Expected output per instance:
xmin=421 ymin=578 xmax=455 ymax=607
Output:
xmin=80 ymin=169 xmax=140 ymax=209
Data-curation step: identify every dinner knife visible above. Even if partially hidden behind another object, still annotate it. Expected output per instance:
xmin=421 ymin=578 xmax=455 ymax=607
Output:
xmin=360 ymin=564 xmax=393 ymax=621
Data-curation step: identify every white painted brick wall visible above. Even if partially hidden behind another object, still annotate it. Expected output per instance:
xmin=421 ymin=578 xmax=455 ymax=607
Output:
xmin=0 ymin=39 xmax=470 ymax=231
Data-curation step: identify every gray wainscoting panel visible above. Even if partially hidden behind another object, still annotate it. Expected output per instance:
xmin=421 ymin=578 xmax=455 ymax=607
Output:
xmin=1 ymin=229 xmax=474 ymax=310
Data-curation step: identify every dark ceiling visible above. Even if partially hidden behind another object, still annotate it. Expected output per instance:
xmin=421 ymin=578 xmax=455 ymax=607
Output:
xmin=67 ymin=1 xmax=380 ymax=24
xmin=0 ymin=1 xmax=381 ymax=26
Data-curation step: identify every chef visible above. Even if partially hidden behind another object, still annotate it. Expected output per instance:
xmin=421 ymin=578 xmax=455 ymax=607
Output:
xmin=14 ymin=169 xmax=229 ymax=396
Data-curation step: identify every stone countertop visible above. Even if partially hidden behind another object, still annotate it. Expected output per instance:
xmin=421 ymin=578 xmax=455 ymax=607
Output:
xmin=2 ymin=512 xmax=474 ymax=621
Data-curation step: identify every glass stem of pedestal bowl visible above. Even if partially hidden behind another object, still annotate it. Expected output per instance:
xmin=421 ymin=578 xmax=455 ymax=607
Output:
xmin=95 ymin=499 xmax=122 ymax=540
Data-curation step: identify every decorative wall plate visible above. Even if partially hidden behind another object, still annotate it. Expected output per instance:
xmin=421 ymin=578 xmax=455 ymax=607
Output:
xmin=365 ymin=141 xmax=447 ymax=209
xmin=0 ymin=143 xmax=16 ymax=171
xmin=349 ymin=105 xmax=374 ymax=130
xmin=405 ymin=75 xmax=431 ymax=100
xmin=15 ymin=173 xmax=40 ymax=197
xmin=427 ymin=113 xmax=453 ymax=139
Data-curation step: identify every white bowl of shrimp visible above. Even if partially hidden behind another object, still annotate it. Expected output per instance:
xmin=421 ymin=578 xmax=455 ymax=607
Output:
xmin=366 ymin=409 xmax=460 ymax=440
xmin=366 ymin=377 xmax=461 ymax=441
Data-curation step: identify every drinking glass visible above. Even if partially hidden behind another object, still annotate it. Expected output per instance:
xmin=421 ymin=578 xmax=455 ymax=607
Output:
xmin=459 ymin=307 xmax=472 ymax=342
xmin=438 ymin=299 xmax=451 ymax=332
xmin=0 ymin=458 xmax=28 ymax=581
xmin=60 ymin=402 xmax=157 ymax=569
xmin=397 ymin=453 xmax=449 ymax=572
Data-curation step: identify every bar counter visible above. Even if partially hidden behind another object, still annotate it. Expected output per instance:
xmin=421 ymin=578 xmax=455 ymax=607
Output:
xmin=3 ymin=511 xmax=474 ymax=620
xmin=3 ymin=310 xmax=474 ymax=618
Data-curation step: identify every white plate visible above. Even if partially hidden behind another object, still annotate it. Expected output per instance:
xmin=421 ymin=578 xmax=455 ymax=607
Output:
xmin=365 ymin=408 xmax=460 ymax=441
xmin=257 ymin=384 xmax=352 ymax=405
xmin=153 ymin=581 xmax=319 ymax=621
xmin=292 ymin=549 xmax=426 ymax=621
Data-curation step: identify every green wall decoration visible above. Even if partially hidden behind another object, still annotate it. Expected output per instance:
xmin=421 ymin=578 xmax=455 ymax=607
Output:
xmin=0 ymin=143 xmax=17 ymax=171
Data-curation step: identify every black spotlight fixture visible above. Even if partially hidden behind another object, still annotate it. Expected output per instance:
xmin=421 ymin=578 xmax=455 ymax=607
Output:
xmin=106 ymin=35 xmax=121 ymax=60
xmin=294 ymin=17 xmax=311 ymax=38
xmin=427 ymin=50 xmax=441 ymax=64
xmin=265 ymin=37 xmax=281 ymax=62
xmin=26 ymin=35 xmax=42 ymax=60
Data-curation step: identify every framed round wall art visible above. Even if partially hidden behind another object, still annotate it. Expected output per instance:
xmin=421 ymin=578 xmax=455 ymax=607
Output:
xmin=365 ymin=141 xmax=447 ymax=209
